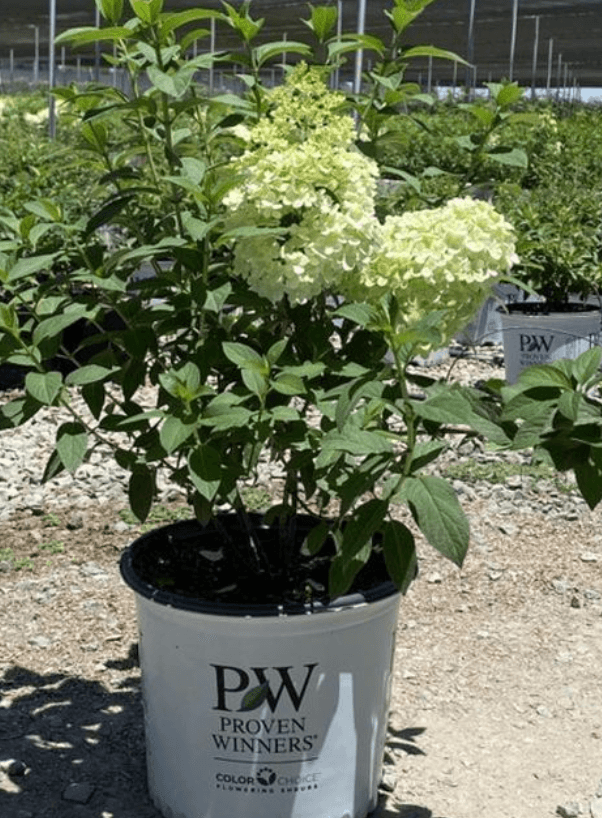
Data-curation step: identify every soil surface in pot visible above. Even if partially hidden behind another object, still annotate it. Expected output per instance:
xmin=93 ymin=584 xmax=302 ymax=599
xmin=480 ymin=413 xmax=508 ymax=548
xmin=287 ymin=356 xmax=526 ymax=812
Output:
xmin=124 ymin=514 xmax=395 ymax=610
xmin=502 ymin=301 xmax=601 ymax=316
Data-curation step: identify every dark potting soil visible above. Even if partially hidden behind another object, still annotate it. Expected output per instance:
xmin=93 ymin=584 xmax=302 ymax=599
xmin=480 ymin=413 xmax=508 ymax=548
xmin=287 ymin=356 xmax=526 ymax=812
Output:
xmin=123 ymin=514 xmax=398 ymax=613
xmin=503 ymin=301 xmax=601 ymax=317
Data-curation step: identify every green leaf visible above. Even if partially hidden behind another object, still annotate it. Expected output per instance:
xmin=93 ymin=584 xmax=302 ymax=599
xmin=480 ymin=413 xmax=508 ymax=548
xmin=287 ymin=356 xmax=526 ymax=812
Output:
xmin=269 ymin=405 xmax=301 ymax=423
xmin=408 ymin=441 xmax=448 ymax=474
xmin=33 ymin=306 xmax=95 ymax=346
xmin=402 ymin=476 xmax=469 ymax=568
xmin=23 ymin=199 xmax=62 ymax=222
xmin=85 ymin=192 xmax=138 ymax=235
xmin=302 ymin=520 xmax=331 ymax=556
xmin=130 ymin=0 xmax=163 ymax=25
xmin=242 ymin=367 xmax=268 ymax=399
xmin=203 ymin=282 xmax=232 ymax=312
xmin=570 ymin=346 xmax=602 ymax=384
xmin=147 ymin=64 xmax=195 ymax=98
xmin=486 ymin=147 xmax=528 ymax=168
xmin=253 ymin=41 xmax=312 ymax=68
xmin=65 ymin=365 xmax=117 ymax=386
xmin=402 ymin=45 xmax=466 ymax=65
xmin=95 ymin=0 xmax=124 ymax=25
xmin=0 ymin=396 xmax=41 ymax=429
xmin=340 ymin=499 xmax=387 ymax=560
xmin=160 ymin=8 xmax=222 ymax=35
xmin=305 ymin=4 xmax=338 ymax=41
xmin=160 ymin=416 xmax=196 ymax=454
xmin=414 ymin=386 xmax=510 ymax=446
xmin=382 ymin=520 xmax=417 ymax=594
xmin=82 ymin=381 xmax=106 ymax=420
xmin=8 ymin=254 xmax=58 ymax=282
xmin=200 ymin=405 xmax=252 ymax=430
xmin=272 ymin=373 xmax=305 ymax=395
xmin=334 ymin=379 xmax=384 ymax=432
xmin=321 ymin=427 xmax=393 ymax=457
xmin=282 ymin=362 xmax=326 ymax=379
xmin=55 ymin=26 xmax=134 ymax=47
xmin=159 ymin=416 xmax=196 ymax=454
xmin=128 ymin=465 xmax=155 ymax=523
xmin=322 ymin=427 xmax=393 ymax=457
xmin=333 ymin=302 xmax=375 ymax=328
xmin=574 ymin=449 xmax=602 ymax=510
xmin=25 ymin=372 xmax=62 ymax=405
xmin=337 ymin=33 xmax=386 ymax=56
xmin=491 ymin=82 xmax=524 ymax=107
xmin=239 ymin=682 xmax=269 ymax=712
xmin=328 ymin=539 xmax=371 ymax=599
xmin=385 ymin=0 xmax=437 ymax=33
xmin=557 ymin=392 xmax=584 ymax=423
xmin=188 ymin=445 xmax=222 ymax=501
xmin=56 ymin=422 xmax=88 ymax=473
xmin=42 ymin=449 xmax=65 ymax=483
xmin=266 ymin=338 xmax=287 ymax=365
xmin=514 ymin=364 xmax=573 ymax=391
xmin=222 ymin=1 xmax=264 ymax=42
xmin=0 ymin=303 xmax=18 ymax=334
xmin=223 ymin=341 xmax=262 ymax=366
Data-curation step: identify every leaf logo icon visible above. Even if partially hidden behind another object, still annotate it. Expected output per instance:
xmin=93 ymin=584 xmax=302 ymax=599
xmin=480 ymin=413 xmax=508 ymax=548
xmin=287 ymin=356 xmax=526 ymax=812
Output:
xmin=238 ymin=681 xmax=269 ymax=712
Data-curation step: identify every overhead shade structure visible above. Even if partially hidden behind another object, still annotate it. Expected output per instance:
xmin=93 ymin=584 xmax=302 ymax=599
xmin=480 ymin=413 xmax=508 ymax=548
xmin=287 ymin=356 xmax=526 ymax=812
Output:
xmin=1 ymin=1 xmax=602 ymax=87
xmin=48 ymin=0 xmax=56 ymax=137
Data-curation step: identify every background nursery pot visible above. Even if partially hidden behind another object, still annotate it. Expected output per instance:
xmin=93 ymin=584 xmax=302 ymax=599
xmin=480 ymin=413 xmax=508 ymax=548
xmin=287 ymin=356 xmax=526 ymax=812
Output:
xmin=120 ymin=517 xmax=400 ymax=818
xmin=499 ymin=302 xmax=601 ymax=383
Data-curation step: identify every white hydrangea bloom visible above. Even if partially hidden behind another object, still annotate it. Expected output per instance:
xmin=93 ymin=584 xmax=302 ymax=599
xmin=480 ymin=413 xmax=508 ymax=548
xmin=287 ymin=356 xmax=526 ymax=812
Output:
xmin=223 ymin=64 xmax=379 ymax=303
xmin=223 ymin=65 xmax=516 ymax=334
xmin=346 ymin=197 xmax=516 ymax=344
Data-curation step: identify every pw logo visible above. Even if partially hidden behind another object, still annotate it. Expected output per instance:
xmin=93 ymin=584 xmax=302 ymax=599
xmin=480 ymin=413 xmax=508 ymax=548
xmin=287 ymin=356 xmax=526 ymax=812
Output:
xmin=519 ymin=333 xmax=554 ymax=353
xmin=212 ymin=663 xmax=318 ymax=713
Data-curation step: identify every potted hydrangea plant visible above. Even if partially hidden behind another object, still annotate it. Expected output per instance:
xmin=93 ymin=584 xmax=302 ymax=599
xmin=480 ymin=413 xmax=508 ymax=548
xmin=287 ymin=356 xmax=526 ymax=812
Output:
xmin=493 ymin=127 xmax=602 ymax=381
xmin=3 ymin=2 xmax=597 ymax=817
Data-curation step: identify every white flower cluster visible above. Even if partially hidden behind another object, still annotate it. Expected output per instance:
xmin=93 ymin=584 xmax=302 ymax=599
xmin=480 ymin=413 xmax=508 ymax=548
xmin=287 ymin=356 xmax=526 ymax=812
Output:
xmin=224 ymin=64 xmax=516 ymax=341
xmin=223 ymin=64 xmax=379 ymax=303
xmin=349 ymin=198 xmax=516 ymax=343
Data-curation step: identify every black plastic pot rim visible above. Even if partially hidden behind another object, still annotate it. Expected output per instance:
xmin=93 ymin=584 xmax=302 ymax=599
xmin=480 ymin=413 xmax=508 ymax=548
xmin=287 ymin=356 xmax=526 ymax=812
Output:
xmin=119 ymin=519 xmax=399 ymax=619
xmin=497 ymin=302 xmax=600 ymax=317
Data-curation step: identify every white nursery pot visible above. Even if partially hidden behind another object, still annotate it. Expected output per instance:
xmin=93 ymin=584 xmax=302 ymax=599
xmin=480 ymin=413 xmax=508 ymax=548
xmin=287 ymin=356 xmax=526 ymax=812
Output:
xmin=120 ymin=520 xmax=401 ymax=818
xmin=499 ymin=304 xmax=601 ymax=383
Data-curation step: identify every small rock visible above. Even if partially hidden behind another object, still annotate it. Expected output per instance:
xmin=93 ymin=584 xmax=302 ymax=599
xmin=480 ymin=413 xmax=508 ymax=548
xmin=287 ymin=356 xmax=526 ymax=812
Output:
xmin=63 ymin=782 xmax=95 ymax=804
xmin=505 ymin=475 xmax=523 ymax=490
xmin=28 ymin=635 xmax=52 ymax=649
xmin=79 ymin=562 xmax=108 ymax=579
xmin=591 ymin=797 xmax=602 ymax=818
xmin=378 ymin=767 xmax=397 ymax=793
xmin=497 ymin=522 xmax=518 ymax=537
xmin=8 ymin=759 xmax=27 ymax=777
xmin=556 ymin=803 xmax=583 ymax=818
xmin=67 ymin=513 xmax=85 ymax=530
xmin=0 ymin=561 xmax=11 ymax=573
xmin=580 ymin=552 xmax=599 ymax=563
xmin=570 ymin=595 xmax=582 ymax=609
xmin=0 ymin=758 xmax=27 ymax=776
